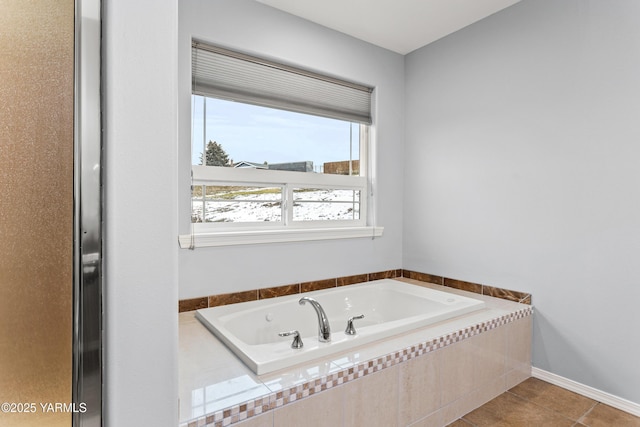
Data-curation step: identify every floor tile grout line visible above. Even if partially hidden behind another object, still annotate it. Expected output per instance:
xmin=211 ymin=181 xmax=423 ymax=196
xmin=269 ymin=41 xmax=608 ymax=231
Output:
xmin=495 ymin=388 xmax=581 ymax=424
xmin=577 ymin=401 xmax=600 ymax=425
xmin=504 ymin=389 xmax=527 ymax=401
xmin=507 ymin=381 xmax=603 ymax=423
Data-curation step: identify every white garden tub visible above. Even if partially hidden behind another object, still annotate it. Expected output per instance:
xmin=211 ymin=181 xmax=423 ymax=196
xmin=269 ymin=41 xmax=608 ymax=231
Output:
xmin=195 ymin=279 xmax=485 ymax=375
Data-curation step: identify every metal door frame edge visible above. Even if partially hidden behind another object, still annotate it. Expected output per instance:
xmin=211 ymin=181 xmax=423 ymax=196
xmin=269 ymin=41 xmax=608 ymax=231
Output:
xmin=73 ymin=0 xmax=103 ymax=425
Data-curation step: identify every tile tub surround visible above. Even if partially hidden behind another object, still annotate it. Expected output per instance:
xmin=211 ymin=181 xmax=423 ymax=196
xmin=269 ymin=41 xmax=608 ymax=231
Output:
xmin=178 ymin=269 xmax=531 ymax=312
xmin=179 ymin=278 xmax=533 ymax=427
xmin=402 ymin=270 xmax=532 ymax=305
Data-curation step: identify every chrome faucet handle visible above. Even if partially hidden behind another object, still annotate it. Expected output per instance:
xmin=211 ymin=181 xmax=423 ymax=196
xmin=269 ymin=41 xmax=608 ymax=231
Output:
xmin=278 ymin=330 xmax=304 ymax=349
xmin=345 ymin=314 xmax=365 ymax=335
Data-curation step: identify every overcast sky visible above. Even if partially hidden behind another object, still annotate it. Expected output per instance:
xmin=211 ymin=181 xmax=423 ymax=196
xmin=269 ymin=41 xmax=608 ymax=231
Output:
xmin=191 ymin=96 xmax=359 ymax=171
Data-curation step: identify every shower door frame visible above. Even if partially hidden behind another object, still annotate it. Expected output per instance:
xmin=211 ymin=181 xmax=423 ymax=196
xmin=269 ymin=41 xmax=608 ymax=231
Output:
xmin=73 ymin=0 xmax=103 ymax=425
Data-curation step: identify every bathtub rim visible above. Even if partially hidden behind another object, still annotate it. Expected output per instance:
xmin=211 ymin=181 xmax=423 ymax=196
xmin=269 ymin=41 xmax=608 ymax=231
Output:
xmin=195 ymin=278 xmax=486 ymax=374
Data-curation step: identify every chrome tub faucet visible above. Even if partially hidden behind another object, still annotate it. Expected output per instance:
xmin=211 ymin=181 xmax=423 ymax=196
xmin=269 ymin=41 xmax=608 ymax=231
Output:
xmin=299 ymin=296 xmax=331 ymax=342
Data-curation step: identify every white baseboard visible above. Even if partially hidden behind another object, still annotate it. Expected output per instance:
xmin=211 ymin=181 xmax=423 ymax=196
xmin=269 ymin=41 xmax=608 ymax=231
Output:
xmin=532 ymin=367 xmax=640 ymax=417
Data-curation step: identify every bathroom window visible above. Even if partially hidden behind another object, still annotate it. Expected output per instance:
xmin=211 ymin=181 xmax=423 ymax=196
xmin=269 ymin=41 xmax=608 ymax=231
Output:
xmin=182 ymin=41 xmax=382 ymax=247
xmin=190 ymin=96 xmax=366 ymax=227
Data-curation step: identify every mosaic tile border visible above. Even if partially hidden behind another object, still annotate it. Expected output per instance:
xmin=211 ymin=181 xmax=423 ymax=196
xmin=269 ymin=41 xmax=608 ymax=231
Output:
xmin=181 ymin=306 xmax=534 ymax=427
xmin=179 ymin=269 xmax=532 ymax=312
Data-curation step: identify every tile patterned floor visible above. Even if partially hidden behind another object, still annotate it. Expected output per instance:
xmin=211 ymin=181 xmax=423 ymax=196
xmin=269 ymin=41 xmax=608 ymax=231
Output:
xmin=449 ymin=377 xmax=640 ymax=427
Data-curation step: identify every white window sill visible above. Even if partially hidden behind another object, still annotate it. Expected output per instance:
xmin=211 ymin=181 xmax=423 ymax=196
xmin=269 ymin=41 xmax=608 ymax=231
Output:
xmin=178 ymin=226 xmax=384 ymax=248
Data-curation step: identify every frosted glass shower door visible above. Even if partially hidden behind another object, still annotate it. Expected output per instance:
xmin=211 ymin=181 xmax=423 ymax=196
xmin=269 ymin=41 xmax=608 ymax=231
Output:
xmin=0 ymin=1 xmax=75 ymax=426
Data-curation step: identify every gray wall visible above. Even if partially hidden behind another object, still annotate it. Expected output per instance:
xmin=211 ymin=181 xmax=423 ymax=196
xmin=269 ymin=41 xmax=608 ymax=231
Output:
xmin=404 ymin=0 xmax=640 ymax=404
xmin=178 ymin=0 xmax=405 ymax=298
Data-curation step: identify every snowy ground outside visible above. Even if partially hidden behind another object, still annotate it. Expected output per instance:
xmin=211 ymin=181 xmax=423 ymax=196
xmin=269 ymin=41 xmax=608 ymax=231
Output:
xmin=192 ymin=187 xmax=360 ymax=223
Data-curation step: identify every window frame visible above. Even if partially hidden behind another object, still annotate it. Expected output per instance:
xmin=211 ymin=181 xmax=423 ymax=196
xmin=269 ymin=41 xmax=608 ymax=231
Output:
xmin=179 ymin=124 xmax=383 ymax=248
xmin=190 ymin=160 xmax=368 ymax=231
xmin=179 ymin=43 xmax=384 ymax=248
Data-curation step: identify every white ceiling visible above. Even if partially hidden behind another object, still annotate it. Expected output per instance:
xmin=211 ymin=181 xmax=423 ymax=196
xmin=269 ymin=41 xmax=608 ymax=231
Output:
xmin=255 ymin=0 xmax=520 ymax=55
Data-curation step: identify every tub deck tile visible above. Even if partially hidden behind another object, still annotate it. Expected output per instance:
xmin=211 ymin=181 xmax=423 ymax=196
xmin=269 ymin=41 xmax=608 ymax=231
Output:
xmin=208 ymin=290 xmax=258 ymax=307
xmin=258 ymin=284 xmax=300 ymax=299
xmin=300 ymin=278 xmax=336 ymax=293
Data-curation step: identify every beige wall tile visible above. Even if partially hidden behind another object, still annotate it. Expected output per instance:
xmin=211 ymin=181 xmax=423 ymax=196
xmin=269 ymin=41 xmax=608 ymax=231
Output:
xmin=406 ymin=409 xmax=445 ymax=427
xmin=505 ymin=367 xmax=530 ymax=390
xmin=439 ymin=340 xmax=475 ymax=405
xmin=472 ymin=327 xmax=507 ymax=387
xmin=399 ymin=352 xmax=441 ymax=425
xmin=437 ymin=398 xmax=469 ymax=426
xmin=506 ymin=315 xmax=532 ymax=375
xmin=273 ymin=386 xmax=344 ymax=427
xmin=236 ymin=411 xmax=274 ymax=427
xmin=440 ymin=327 xmax=509 ymax=410
xmin=343 ymin=365 xmax=400 ymax=427
xmin=437 ymin=377 xmax=503 ymax=427
xmin=463 ymin=374 xmax=507 ymax=416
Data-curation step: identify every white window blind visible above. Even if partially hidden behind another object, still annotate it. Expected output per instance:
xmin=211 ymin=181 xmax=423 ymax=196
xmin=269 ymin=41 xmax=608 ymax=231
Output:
xmin=191 ymin=40 xmax=373 ymax=124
